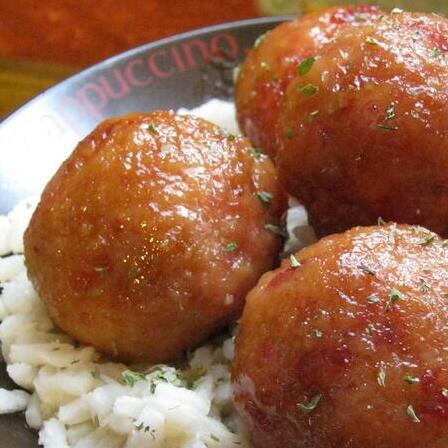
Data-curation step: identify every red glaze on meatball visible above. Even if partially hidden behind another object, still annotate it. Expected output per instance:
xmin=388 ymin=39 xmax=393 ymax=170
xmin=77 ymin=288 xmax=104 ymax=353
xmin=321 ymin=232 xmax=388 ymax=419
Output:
xmin=24 ymin=111 xmax=287 ymax=363
xmin=277 ymin=12 xmax=448 ymax=237
xmin=235 ymin=5 xmax=382 ymax=158
xmin=233 ymin=224 xmax=448 ymax=448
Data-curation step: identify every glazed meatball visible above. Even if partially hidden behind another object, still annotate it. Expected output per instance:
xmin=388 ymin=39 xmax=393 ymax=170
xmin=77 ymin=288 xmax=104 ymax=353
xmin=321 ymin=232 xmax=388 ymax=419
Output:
xmin=277 ymin=12 xmax=448 ymax=237
xmin=24 ymin=111 xmax=287 ymax=363
xmin=233 ymin=224 xmax=448 ymax=448
xmin=235 ymin=5 xmax=382 ymax=158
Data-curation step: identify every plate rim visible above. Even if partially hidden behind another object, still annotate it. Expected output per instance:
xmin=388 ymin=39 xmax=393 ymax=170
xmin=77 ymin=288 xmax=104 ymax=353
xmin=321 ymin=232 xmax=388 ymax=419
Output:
xmin=0 ymin=15 xmax=292 ymax=128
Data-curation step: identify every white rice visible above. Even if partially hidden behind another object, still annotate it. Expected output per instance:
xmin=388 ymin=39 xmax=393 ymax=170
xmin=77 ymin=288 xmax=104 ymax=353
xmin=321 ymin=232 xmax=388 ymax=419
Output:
xmin=0 ymin=99 xmax=314 ymax=448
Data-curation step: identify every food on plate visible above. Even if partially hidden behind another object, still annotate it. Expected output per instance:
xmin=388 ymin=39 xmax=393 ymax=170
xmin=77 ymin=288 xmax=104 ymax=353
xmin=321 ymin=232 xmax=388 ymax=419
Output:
xmin=24 ymin=110 xmax=287 ymax=363
xmin=277 ymin=11 xmax=448 ymax=237
xmin=232 ymin=223 xmax=448 ymax=448
xmin=235 ymin=4 xmax=382 ymax=158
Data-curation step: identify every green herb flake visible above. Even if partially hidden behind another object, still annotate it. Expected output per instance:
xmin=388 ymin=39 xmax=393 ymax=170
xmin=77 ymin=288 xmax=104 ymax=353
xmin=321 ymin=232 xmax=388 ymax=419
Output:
xmin=385 ymin=287 xmax=407 ymax=312
xmin=249 ymin=148 xmax=265 ymax=158
xmin=443 ymin=292 xmax=448 ymax=299
xmin=365 ymin=36 xmax=380 ymax=45
xmin=359 ymin=263 xmax=376 ymax=276
xmin=420 ymin=278 xmax=430 ymax=292
xmin=265 ymin=224 xmax=288 ymax=238
xmin=367 ymin=293 xmax=380 ymax=304
xmin=354 ymin=14 xmax=367 ymax=22
xmin=442 ymin=388 xmax=448 ymax=398
xmin=227 ymin=133 xmax=236 ymax=141
xmin=309 ymin=110 xmax=320 ymax=121
xmin=431 ymin=48 xmax=442 ymax=58
xmin=377 ymin=123 xmax=399 ymax=131
xmin=299 ymin=84 xmax=319 ymax=96
xmin=404 ymin=374 xmax=420 ymax=385
xmin=257 ymin=191 xmax=273 ymax=206
xmin=311 ymin=329 xmax=323 ymax=338
xmin=289 ymin=254 xmax=301 ymax=268
xmin=298 ymin=57 xmax=316 ymax=76
xmin=406 ymin=404 xmax=421 ymax=423
xmin=388 ymin=228 xmax=396 ymax=245
xmin=285 ymin=127 xmax=294 ymax=139
xmin=297 ymin=393 xmax=322 ymax=413
xmin=122 ymin=370 xmax=146 ymax=387
xmin=224 ymin=242 xmax=239 ymax=252
xmin=192 ymin=310 xmax=200 ymax=319
xmin=386 ymin=104 xmax=396 ymax=120
xmin=210 ymin=434 xmax=220 ymax=442
xmin=146 ymin=124 xmax=158 ymax=135
xmin=417 ymin=234 xmax=436 ymax=246
xmin=377 ymin=363 xmax=386 ymax=387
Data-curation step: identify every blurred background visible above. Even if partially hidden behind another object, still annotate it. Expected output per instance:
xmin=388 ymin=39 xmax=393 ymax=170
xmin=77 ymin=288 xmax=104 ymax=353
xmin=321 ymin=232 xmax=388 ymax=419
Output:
xmin=0 ymin=0 xmax=447 ymax=119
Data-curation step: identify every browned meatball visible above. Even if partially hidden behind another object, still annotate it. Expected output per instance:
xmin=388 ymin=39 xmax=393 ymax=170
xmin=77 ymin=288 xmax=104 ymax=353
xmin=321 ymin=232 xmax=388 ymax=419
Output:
xmin=24 ymin=111 xmax=287 ymax=363
xmin=233 ymin=224 xmax=448 ymax=448
xmin=235 ymin=5 xmax=382 ymax=158
xmin=277 ymin=12 xmax=448 ymax=237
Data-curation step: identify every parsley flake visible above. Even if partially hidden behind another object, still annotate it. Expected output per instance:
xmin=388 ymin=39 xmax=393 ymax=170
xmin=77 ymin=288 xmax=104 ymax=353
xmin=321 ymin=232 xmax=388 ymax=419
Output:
xmin=359 ymin=264 xmax=376 ymax=276
xmin=146 ymin=124 xmax=158 ymax=134
xmin=354 ymin=14 xmax=367 ymax=22
xmin=365 ymin=36 xmax=380 ymax=45
xmin=420 ymin=278 xmax=430 ymax=292
xmin=285 ymin=127 xmax=294 ymax=139
xmin=257 ymin=191 xmax=273 ymax=206
xmin=417 ymin=234 xmax=436 ymax=246
xmin=386 ymin=104 xmax=396 ymax=120
xmin=289 ymin=254 xmax=301 ymax=268
xmin=265 ymin=224 xmax=288 ymax=238
xmin=377 ymin=123 xmax=399 ymax=131
xmin=210 ymin=434 xmax=220 ymax=442
xmin=249 ymin=148 xmax=265 ymax=158
xmin=377 ymin=364 xmax=386 ymax=387
xmin=299 ymin=84 xmax=319 ymax=96
xmin=227 ymin=133 xmax=236 ymax=141
xmin=309 ymin=110 xmax=320 ymax=121
xmin=224 ymin=242 xmax=239 ymax=252
xmin=122 ymin=370 xmax=146 ymax=387
xmin=404 ymin=374 xmax=420 ymax=384
xmin=407 ymin=404 xmax=421 ymax=423
xmin=298 ymin=57 xmax=316 ymax=76
xmin=298 ymin=394 xmax=322 ymax=413
xmin=431 ymin=48 xmax=442 ymax=58
xmin=385 ymin=288 xmax=406 ymax=311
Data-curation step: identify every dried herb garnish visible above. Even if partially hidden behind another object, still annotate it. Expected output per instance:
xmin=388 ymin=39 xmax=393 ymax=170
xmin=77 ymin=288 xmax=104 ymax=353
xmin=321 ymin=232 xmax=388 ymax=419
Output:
xmin=385 ymin=288 xmax=406 ymax=311
xmin=298 ymin=394 xmax=322 ymax=413
xmin=298 ymin=57 xmax=316 ymax=76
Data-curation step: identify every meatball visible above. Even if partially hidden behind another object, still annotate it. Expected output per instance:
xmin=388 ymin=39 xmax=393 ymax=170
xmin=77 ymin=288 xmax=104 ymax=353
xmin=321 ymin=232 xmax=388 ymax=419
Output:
xmin=24 ymin=111 xmax=287 ymax=363
xmin=235 ymin=5 xmax=382 ymax=158
xmin=277 ymin=12 xmax=448 ymax=237
xmin=233 ymin=224 xmax=448 ymax=448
